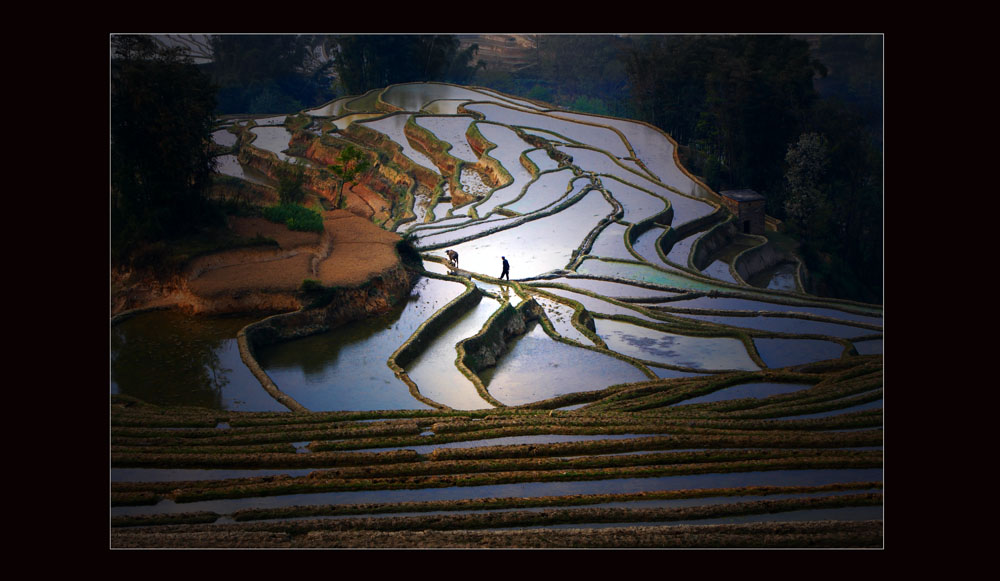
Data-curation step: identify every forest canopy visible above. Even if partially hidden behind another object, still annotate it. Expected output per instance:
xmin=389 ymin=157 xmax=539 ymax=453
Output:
xmin=110 ymin=35 xmax=219 ymax=263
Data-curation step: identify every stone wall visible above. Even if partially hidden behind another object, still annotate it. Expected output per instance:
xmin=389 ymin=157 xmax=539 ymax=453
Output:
xmin=734 ymin=241 xmax=785 ymax=283
xmin=692 ymin=220 xmax=739 ymax=271
xmin=459 ymin=298 xmax=544 ymax=373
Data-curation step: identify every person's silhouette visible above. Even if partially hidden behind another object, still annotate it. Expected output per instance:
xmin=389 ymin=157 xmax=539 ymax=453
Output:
xmin=500 ymin=256 xmax=510 ymax=280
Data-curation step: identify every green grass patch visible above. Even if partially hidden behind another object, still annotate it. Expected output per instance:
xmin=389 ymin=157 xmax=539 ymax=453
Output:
xmin=262 ymin=203 xmax=324 ymax=233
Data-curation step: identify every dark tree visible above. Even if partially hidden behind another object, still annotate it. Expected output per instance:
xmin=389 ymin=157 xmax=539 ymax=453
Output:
xmin=111 ymin=35 xmax=218 ymax=260
xmin=332 ymin=35 xmax=483 ymax=95
xmin=207 ymin=34 xmax=334 ymax=114
xmin=624 ymin=34 xmax=881 ymax=303
xmin=625 ymin=35 xmax=825 ymax=194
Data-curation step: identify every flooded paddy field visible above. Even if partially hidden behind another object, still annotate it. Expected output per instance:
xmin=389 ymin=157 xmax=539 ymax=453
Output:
xmin=112 ymin=83 xmax=882 ymax=548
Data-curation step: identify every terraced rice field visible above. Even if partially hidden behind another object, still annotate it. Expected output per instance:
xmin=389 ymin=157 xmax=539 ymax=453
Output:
xmin=112 ymin=82 xmax=883 ymax=548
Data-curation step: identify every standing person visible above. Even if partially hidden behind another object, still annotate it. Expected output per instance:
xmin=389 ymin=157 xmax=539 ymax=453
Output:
xmin=446 ymin=249 xmax=459 ymax=268
xmin=500 ymin=256 xmax=510 ymax=280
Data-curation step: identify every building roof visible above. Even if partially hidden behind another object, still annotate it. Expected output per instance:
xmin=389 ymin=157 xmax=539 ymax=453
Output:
xmin=719 ymin=189 xmax=765 ymax=202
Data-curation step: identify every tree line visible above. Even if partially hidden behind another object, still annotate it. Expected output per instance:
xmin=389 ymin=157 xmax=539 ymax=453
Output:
xmin=620 ymin=35 xmax=882 ymax=302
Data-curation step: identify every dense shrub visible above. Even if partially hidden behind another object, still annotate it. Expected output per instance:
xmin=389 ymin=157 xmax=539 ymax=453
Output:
xmin=262 ymin=203 xmax=324 ymax=232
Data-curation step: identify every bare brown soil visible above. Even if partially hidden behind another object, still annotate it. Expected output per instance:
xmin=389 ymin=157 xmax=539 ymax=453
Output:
xmin=113 ymin=210 xmax=404 ymax=315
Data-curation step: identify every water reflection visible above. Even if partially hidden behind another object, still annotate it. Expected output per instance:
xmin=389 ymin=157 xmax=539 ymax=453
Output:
xmin=748 ymin=261 xmax=799 ymax=291
xmin=249 ymin=126 xmax=293 ymax=161
xmin=444 ymin=190 xmax=613 ymax=279
xmin=111 ymin=310 xmax=286 ymax=411
xmin=481 ymin=321 xmax=649 ymax=406
xmin=753 ymin=337 xmax=845 ymax=368
xmin=595 ymin=318 xmax=759 ymax=371
xmin=256 ymin=277 xmax=464 ymax=411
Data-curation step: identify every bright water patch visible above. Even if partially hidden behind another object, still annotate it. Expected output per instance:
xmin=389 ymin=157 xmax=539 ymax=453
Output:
xmin=332 ymin=113 xmax=381 ymax=130
xmin=526 ymin=148 xmax=561 ymax=172
xmin=422 ymin=100 xmax=468 ymax=114
xmin=538 ymin=288 xmax=662 ymax=323
xmin=474 ymin=87 xmax=551 ymax=111
xmin=596 ymin=318 xmax=759 ymax=371
xmin=415 ymin=115 xmax=479 ymax=162
xmin=528 ymin=277 xmax=682 ymax=300
xmin=578 ymin=259 xmax=730 ymax=292
xmin=632 ymin=227 xmax=674 ymax=268
xmin=481 ymin=321 xmax=649 ymax=405
xmin=605 ymin=177 xmax=669 ymax=224
xmin=406 ymin=297 xmax=502 ymax=410
xmin=445 ymin=190 xmax=614 ymax=279
xmin=256 ymin=277 xmax=465 ymax=411
xmin=665 ymin=229 xmax=709 ymax=266
xmin=382 ymin=83 xmax=497 ymax=111
xmin=560 ymin=146 xmax=715 ymax=227
xmin=359 ymin=114 xmax=439 ymax=174
xmin=111 ymin=310 xmax=286 ymax=412
xmin=461 ymin=166 xmax=492 ymax=198
xmin=254 ymin=116 xmax=287 ymax=126
xmin=250 ymin=126 xmax=293 ymax=162
xmin=587 ymin=222 xmax=635 ymax=261
xmin=213 ymin=155 xmax=273 ymax=186
xmin=469 ymin=123 xmax=537 ymax=216
xmin=503 ymin=169 xmax=577 ymax=214
xmin=672 ymin=382 xmax=813 ymax=406
xmin=305 ymin=97 xmax=353 ymax=117
xmin=464 ymin=103 xmax=632 ymax=158
xmin=474 ymin=280 xmax=522 ymax=305
xmin=212 ymin=128 xmax=237 ymax=148
xmin=415 ymin=214 xmax=521 ymax=248
xmin=702 ymin=260 xmax=739 ymax=283
xmin=549 ymin=110 xmax=703 ymax=198
xmin=532 ymin=295 xmax=597 ymax=346
xmin=753 ymin=338 xmax=845 ymax=368
xmin=421 ymin=260 xmax=452 ymax=277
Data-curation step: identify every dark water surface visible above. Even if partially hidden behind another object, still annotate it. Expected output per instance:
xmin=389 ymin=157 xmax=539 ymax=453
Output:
xmin=111 ymin=310 xmax=286 ymax=412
